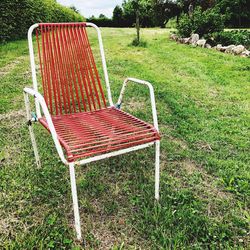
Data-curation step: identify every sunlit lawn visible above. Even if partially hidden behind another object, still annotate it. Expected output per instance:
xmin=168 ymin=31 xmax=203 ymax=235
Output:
xmin=0 ymin=28 xmax=249 ymax=249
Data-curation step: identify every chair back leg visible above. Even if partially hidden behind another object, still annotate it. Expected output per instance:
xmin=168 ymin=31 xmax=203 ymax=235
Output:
xmin=69 ymin=163 xmax=82 ymax=240
xmin=155 ymin=140 xmax=160 ymax=200
xmin=24 ymin=92 xmax=41 ymax=168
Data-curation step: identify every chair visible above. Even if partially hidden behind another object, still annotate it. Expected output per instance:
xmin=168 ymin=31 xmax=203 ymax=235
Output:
xmin=23 ymin=22 xmax=160 ymax=240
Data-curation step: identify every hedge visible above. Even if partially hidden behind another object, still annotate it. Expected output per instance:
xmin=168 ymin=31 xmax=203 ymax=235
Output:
xmin=0 ymin=0 xmax=84 ymax=42
xmin=212 ymin=30 xmax=250 ymax=48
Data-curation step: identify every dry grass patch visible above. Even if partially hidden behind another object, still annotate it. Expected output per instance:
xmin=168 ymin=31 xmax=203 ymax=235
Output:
xmin=0 ymin=56 xmax=26 ymax=77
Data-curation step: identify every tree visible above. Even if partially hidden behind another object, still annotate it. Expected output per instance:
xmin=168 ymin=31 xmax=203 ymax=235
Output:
xmin=152 ymin=0 xmax=180 ymax=28
xmin=99 ymin=14 xmax=106 ymax=18
xmin=69 ymin=5 xmax=79 ymax=14
xmin=176 ymin=0 xmax=215 ymax=12
xmin=216 ymin=0 xmax=250 ymax=27
xmin=122 ymin=0 xmax=153 ymax=27
xmin=113 ymin=5 xmax=124 ymax=27
xmin=177 ymin=6 xmax=225 ymax=37
xmin=131 ymin=0 xmax=141 ymax=43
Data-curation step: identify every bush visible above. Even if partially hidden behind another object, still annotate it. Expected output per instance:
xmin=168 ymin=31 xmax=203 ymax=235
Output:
xmin=177 ymin=7 xmax=225 ymax=37
xmin=86 ymin=16 xmax=114 ymax=27
xmin=0 ymin=0 xmax=84 ymax=42
xmin=130 ymin=37 xmax=147 ymax=47
xmin=212 ymin=30 xmax=250 ymax=48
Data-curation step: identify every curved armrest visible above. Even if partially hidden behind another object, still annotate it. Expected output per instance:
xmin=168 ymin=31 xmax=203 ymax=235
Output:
xmin=116 ymin=77 xmax=159 ymax=132
xmin=23 ymin=87 xmax=67 ymax=164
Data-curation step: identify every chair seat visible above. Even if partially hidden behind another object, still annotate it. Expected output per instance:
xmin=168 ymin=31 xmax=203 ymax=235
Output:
xmin=39 ymin=107 xmax=160 ymax=162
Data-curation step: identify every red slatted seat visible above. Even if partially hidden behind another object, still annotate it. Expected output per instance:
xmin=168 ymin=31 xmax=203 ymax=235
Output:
xmin=39 ymin=107 xmax=160 ymax=162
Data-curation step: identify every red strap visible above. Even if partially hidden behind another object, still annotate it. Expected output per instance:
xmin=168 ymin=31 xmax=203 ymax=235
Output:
xmin=36 ymin=23 xmax=107 ymax=114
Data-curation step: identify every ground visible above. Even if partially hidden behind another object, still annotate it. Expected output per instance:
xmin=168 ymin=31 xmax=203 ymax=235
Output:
xmin=0 ymin=28 xmax=249 ymax=249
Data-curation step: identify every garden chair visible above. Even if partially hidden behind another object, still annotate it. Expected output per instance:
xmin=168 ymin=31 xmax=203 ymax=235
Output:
xmin=23 ymin=22 xmax=160 ymax=240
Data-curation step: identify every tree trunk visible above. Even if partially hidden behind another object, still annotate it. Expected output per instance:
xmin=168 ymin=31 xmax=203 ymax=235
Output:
xmin=136 ymin=10 xmax=140 ymax=43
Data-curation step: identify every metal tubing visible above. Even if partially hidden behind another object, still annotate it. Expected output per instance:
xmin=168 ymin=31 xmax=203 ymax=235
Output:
xmin=28 ymin=23 xmax=41 ymax=118
xmin=23 ymin=92 xmax=41 ymax=168
xmin=86 ymin=22 xmax=113 ymax=106
xmin=69 ymin=163 xmax=82 ymax=240
xmin=23 ymin=87 xmax=67 ymax=165
xmin=75 ymin=142 xmax=154 ymax=165
xmin=117 ymin=77 xmax=159 ymax=132
xmin=155 ymin=140 xmax=160 ymax=200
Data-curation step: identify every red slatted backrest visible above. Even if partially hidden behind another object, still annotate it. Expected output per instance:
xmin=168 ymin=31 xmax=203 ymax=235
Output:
xmin=36 ymin=23 xmax=107 ymax=115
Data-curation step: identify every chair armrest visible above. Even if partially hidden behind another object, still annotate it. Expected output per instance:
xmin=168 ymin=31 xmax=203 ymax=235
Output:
xmin=116 ymin=77 xmax=159 ymax=132
xmin=23 ymin=87 xmax=67 ymax=164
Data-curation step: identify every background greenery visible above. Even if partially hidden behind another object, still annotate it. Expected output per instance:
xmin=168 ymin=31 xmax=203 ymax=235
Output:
xmin=0 ymin=27 xmax=249 ymax=249
xmin=0 ymin=0 xmax=84 ymax=42
xmin=87 ymin=0 xmax=250 ymax=29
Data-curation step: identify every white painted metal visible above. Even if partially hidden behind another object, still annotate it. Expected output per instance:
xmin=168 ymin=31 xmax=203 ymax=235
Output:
xmin=86 ymin=22 xmax=113 ymax=106
xmin=24 ymin=92 xmax=41 ymax=168
xmin=23 ymin=87 xmax=67 ymax=165
xmin=117 ymin=77 xmax=159 ymax=132
xmin=155 ymin=140 xmax=160 ymax=200
xmin=69 ymin=163 xmax=82 ymax=240
xmin=28 ymin=23 xmax=41 ymax=118
xmin=117 ymin=77 xmax=160 ymax=199
xmin=75 ymin=142 xmax=154 ymax=166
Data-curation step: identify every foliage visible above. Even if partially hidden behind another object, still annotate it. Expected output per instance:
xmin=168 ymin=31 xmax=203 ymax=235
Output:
xmin=86 ymin=15 xmax=113 ymax=27
xmin=212 ymin=30 xmax=250 ymax=48
xmin=152 ymin=0 xmax=180 ymax=28
xmin=113 ymin=5 xmax=124 ymax=27
xmin=0 ymin=0 xmax=84 ymax=42
xmin=130 ymin=37 xmax=147 ymax=47
xmin=177 ymin=6 xmax=225 ymax=37
xmin=177 ymin=0 xmax=216 ymax=12
xmin=122 ymin=0 xmax=154 ymax=27
xmin=69 ymin=5 xmax=80 ymax=14
xmin=216 ymin=0 xmax=250 ymax=28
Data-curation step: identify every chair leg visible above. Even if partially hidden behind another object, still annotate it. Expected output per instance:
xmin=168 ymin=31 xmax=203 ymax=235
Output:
xmin=24 ymin=92 xmax=41 ymax=168
xmin=155 ymin=140 xmax=160 ymax=200
xmin=28 ymin=124 xmax=41 ymax=168
xmin=69 ymin=163 xmax=82 ymax=240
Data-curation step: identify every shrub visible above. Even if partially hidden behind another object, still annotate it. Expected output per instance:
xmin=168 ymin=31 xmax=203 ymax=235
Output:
xmin=177 ymin=7 xmax=225 ymax=37
xmin=86 ymin=16 xmax=113 ymax=27
xmin=0 ymin=0 xmax=84 ymax=42
xmin=212 ymin=30 xmax=250 ymax=48
xmin=130 ymin=37 xmax=147 ymax=47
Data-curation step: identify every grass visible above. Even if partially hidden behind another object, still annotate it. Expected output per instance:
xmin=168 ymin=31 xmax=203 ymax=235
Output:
xmin=0 ymin=28 xmax=249 ymax=249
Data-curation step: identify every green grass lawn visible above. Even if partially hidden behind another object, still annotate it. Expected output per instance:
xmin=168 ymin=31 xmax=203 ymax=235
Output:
xmin=0 ymin=28 xmax=249 ymax=249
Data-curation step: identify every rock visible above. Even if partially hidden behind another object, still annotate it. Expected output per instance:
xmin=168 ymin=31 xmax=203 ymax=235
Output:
xmin=216 ymin=44 xmax=222 ymax=51
xmin=170 ymin=34 xmax=178 ymax=41
xmin=178 ymin=37 xmax=185 ymax=43
xmin=196 ymin=39 xmax=206 ymax=47
xmin=183 ymin=37 xmax=191 ymax=44
xmin=220 ymin=46 xmax=227 ymax=52
xmin=190 ymin=33 xmax=199 ymax=45
xmin=232 ymin=45 xmax=245 ymax=55
xmin=240 ymin=50 xmax=250 ymax=57
xmin=225 ymin=45 xmax=236 ymax=53
xmin=205 ymin=43 xmax=212 ymax=49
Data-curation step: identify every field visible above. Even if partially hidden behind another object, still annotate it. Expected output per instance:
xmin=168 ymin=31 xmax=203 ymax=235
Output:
xmin=0 ymin=28 xmax=249 ymax=249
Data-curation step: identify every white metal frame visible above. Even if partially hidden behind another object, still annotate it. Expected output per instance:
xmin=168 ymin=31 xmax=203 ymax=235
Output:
xmin=24 ymin=23 xmax=160 ymax=240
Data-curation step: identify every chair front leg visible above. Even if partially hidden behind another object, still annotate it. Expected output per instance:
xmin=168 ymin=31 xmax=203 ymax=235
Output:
xmin=155 ymin=140 xmax=160 ymax=200
xmin=69 ymin=162 xmax=82 ymax=240
xmin=24 ymin=92 xmax=41 ymax=168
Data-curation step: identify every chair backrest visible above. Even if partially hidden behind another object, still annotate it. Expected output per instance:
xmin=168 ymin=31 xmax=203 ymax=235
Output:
xmin=35 ymin=23 xmax=107 ymax=115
